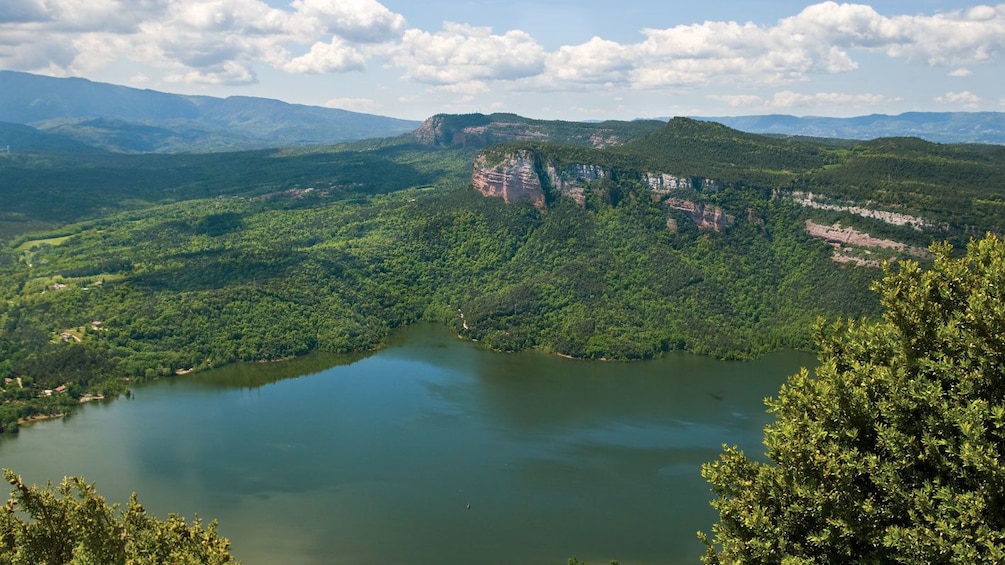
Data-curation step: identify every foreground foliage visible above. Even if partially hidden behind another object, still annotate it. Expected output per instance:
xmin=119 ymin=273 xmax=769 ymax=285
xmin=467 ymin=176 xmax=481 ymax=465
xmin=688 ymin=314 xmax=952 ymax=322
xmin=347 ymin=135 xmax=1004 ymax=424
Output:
xmin=701 ymin=234 xmax=1005 ymax=563
xmin=0 ymin=469 xmax=236 ymax=565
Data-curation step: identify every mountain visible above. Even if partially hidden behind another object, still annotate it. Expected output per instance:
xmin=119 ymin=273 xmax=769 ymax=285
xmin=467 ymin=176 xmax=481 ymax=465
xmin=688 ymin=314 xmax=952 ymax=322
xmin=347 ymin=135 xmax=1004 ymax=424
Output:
xmin=0 ymin=70 xmax=420 ymax=153
xmin=413 ymin=113 xmax=666 ymax=148
xmin=0 ymin=122 xmax=106 ymax=154
xmin=691 ymin=112 xmax=1005 ymax=144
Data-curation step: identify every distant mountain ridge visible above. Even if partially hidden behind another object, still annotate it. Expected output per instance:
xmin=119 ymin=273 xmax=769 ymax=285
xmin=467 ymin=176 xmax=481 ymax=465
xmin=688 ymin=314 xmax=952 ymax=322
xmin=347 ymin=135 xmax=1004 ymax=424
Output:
xmin=0 ymin=70 xmax=420 ymax=153
xmin=413 ymin=113 xmax=666 ymax=148
xmin=691 ymin=112 xmax=1005 ymax=145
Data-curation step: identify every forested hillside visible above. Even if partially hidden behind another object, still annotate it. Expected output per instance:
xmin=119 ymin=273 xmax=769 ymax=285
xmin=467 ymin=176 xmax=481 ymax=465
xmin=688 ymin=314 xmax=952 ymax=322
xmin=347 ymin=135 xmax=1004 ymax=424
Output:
xmin=2 ymin=117 xmax=1004 ymax=432
xmin=0 ymin=70 xmax=420 ymax=153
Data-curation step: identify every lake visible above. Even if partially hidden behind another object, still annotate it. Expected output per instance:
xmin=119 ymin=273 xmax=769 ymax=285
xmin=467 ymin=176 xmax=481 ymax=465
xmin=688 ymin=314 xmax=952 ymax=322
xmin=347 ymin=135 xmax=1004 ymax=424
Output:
xmin=0 ymin=323 xmax=814 ymax=565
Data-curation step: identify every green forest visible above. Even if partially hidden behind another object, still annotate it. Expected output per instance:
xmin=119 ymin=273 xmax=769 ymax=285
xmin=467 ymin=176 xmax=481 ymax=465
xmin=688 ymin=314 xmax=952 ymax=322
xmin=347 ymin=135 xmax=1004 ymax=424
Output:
xmin=1 ymin=117 xmax=1004 ymax=432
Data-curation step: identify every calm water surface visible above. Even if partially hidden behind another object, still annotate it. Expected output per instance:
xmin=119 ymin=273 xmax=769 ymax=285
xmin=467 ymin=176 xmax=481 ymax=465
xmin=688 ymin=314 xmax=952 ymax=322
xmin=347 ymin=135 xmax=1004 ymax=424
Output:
xmin=0 ymin=323 xmax=814 ymax=565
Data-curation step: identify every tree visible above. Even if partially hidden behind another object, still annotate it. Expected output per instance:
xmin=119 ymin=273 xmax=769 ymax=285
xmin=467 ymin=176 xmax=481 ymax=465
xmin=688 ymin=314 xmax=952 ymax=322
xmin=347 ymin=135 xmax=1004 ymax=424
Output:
xmin=1 ymin=469 xmax=237 ymax=565
xmin=700 ymin=235 xmax=1005 ymax=564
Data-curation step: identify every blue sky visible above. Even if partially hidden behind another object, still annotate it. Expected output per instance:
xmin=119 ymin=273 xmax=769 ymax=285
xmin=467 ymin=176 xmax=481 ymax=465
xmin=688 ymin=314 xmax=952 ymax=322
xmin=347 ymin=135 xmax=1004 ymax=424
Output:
xmin=1 ymin=1 xmax=1001 ymax=120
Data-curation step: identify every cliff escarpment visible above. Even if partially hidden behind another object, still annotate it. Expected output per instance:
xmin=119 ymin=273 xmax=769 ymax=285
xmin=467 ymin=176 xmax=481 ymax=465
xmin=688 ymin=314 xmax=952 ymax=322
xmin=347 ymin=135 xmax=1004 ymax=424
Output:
xmin=471 ymin=146 xmax=734 ymax=232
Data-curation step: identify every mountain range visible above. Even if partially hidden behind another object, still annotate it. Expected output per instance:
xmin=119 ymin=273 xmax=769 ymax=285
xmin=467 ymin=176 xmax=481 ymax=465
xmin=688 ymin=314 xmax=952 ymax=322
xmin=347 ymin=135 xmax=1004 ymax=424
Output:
xmin=0 ymin=70 xmax=419 ymax=153
xmin=1 ymin=70 xmax=1004 ymax=154
xmin=693 ymin=112 xmax=1005 ymax=145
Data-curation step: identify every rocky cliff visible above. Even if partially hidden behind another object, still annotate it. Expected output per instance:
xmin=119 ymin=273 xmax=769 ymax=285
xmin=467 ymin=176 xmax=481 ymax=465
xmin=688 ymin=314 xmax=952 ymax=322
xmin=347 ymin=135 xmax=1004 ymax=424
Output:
xmin=644 ymin=173 xmax=722 ymax=195
xmin=470 ymin=152 xmax=606 ymax=206
xmin=472 ymin=148 xmax=734 ymax=232
xmin=665 ymin=198 xmax=734 ymax=232
xmin=471 ymin=151 xmax=547 ymax=206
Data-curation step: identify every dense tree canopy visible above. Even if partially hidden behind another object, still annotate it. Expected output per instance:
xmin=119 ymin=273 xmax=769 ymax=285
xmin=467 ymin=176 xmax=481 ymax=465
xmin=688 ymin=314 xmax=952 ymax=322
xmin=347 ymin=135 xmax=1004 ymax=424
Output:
xmin=700 ymin=234 xmax=1005 ymax=563
xmin=0 ymin=469 xmax=236 ymax=565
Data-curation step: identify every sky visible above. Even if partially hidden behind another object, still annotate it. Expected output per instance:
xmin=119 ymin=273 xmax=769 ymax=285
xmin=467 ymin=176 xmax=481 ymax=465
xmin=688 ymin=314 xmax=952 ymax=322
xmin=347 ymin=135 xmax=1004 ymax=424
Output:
xmin=1 ymin=0 xmax=1003 ymax=121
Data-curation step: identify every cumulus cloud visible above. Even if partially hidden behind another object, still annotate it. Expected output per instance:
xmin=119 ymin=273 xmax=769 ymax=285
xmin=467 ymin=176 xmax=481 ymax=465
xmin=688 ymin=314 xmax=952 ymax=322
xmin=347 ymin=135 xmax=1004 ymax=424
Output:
xmin=290 ymin=0 xmax=405 ymax=43
xmin=1 ymin=0 xmax=1002 ymax=104
xmin=710 ymin=91 xmax=902 ymax=110
xmin=392 ymin=23 xmax=546 ymax=85
xmin=544 ymin=37 xmax=635 ymax=85
xmin=935 ymin=90 xmax=983 ymax=107
xmin=620 ymin=2 xmax=1005 ymax=90
xmin=384 ymin=2 xmax=998 ymax=95
xmin=284 ymin=37 xmax=366 ymax=73
xmin=165 ymin=61 xmax=258 ymax=86
xmin=0 ymin=0 xmax=405 ymax=85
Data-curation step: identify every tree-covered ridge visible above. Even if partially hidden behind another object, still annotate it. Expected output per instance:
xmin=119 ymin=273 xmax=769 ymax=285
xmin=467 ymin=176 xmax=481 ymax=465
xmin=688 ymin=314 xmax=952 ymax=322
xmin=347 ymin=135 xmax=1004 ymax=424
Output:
xmin=476 ymin=118 xmax=1005 ymax=250
xmin=3 ymin=116 xmax=1005 ymax=432
xmin=0 ymin=139 xmax=475 ymax=241
xmin=0 ymin=70 xmax=420 ymax=154
xmin=414 ymin=112 xmax=667 ymax=148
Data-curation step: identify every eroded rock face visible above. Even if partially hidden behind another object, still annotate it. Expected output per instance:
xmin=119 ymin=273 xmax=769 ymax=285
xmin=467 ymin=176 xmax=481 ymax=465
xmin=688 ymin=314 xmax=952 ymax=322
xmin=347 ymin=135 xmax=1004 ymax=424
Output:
xmin=472 ymin=149 xmax=731 ymax=230
xmin=666 ymin=198 xmax=734 ymax=233
xmin=473 ymin=152 xmax=614 ymax=206
xmin=471 ymin=152 xmax=546 ymax=206
xmin=644 ymin=174 xmax=723 ymax=196
xmin=544 ymin=163 xmax=608 ymax=205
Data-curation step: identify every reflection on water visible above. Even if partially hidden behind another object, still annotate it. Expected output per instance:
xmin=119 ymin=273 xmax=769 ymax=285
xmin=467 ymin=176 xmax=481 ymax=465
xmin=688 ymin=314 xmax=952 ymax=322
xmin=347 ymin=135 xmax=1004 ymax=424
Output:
xmin=0 ymin=323 xmax=815 ymax=565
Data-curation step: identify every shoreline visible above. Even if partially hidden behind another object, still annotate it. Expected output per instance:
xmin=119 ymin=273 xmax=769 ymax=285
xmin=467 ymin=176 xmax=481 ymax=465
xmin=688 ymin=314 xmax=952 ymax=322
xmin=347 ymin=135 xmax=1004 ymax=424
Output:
xmin=15 ymin=394 xmax=106 ymax=427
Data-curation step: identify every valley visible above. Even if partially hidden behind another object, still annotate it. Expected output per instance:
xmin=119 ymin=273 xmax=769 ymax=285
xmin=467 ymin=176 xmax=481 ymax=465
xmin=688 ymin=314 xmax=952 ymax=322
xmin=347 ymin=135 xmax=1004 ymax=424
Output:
xmin=3 ymin=111 xmax=1005 ymax=433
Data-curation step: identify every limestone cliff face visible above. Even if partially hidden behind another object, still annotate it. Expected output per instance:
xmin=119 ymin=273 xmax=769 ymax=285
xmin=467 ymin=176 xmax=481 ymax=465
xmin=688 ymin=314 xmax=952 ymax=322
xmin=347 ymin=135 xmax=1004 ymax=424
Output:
xmin=472 ymin=149 xmax=732 ymax=232
xmin=471 ymin=151 xmax=546 ymax=206
xmin=666 ymin=198 xmax=734 ymax=233
xmin=544 ymin=162 xmax=608 ymax=205
xmin=472 ymin=152 xmax=611 ymax=206
xmin=644 ymin=173 xmax=722 ymax=196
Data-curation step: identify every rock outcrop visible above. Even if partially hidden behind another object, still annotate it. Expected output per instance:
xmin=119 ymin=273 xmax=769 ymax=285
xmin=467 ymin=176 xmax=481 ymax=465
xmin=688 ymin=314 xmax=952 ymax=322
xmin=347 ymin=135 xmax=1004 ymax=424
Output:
xmin=644 ymin=173 xmax=722 ymax=195
xmin=472 ymin=148 xmax=734 ymax=232
xmin=783 ymin=191 xmax=940 ymax=231
xmin=666 ymin=199 xmax=734 ymax=233
xmin=471 ymin=151 xmax=546 ymax=206
xmin=472 ymin=151 xmax=616 ymax=206
xmin=805 ymin=220 xmax=932 ymax=267
xmin=544 ymin=162 xmax=608 ymax=205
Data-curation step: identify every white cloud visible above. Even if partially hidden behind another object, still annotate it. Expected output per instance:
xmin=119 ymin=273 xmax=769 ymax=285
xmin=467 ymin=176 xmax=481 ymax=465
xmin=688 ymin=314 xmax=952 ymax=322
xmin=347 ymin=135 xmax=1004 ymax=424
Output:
xmin=622 ymin=2 xmax=1005 ymax=90
xmin=935 ymin=90 xmax=983 ymax=107
xmin=284 ymin=37 xmax=366 ymax=73
xmin=0 ymin=0 xmax=406 ymax=85
xmin=542 ymin=37 xmax=635 ymax=85
xmin=0 ymin=0 xmax=1001 ymax=109
xmin=710 ymin=90 xmax=901 ymax=110
xmin=392 ymin=23 xmax=546 ymax=85
xmin=325 ymin=97 xmax=381 ymax=113
xmin=432 ymin=81 xmax=491 ymax=95
xmin=166 ymin=60 xmax=257 ymax=86
xmin=290 ymin=0 xmax=405 ymax=43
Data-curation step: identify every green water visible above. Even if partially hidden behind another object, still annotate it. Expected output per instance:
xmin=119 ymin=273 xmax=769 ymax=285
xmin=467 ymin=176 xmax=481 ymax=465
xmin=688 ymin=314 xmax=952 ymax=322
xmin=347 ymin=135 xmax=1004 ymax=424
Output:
xmin=0 ymin=323 xmax=814 ymax=565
